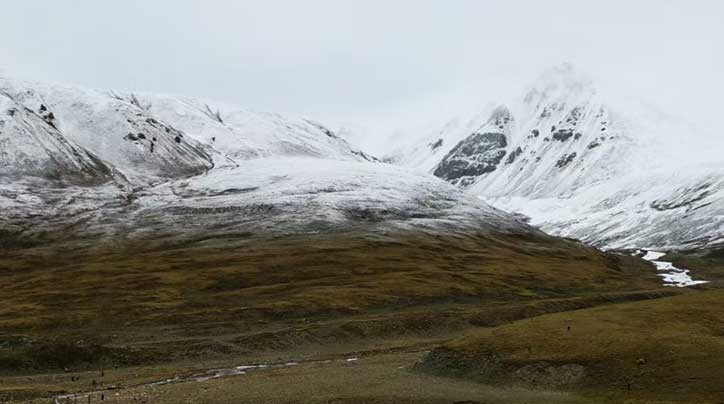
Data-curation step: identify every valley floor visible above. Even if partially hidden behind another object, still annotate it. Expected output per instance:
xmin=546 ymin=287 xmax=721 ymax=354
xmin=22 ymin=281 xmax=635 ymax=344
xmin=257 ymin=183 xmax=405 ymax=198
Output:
xmin=15 ymin=350 xmax=603 ymax=404
xmin=8 ymin=291 xmax=724 ymax=404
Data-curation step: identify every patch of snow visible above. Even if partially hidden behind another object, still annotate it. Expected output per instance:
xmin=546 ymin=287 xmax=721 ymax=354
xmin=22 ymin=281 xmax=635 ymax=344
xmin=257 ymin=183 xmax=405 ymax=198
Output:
xmin=641 ymin=250 xmax=709 ymax=288
xmin=641 ymin=251 xmax=666 ymax=261
xmin=483 ymin=167 xmax=724 ymax=250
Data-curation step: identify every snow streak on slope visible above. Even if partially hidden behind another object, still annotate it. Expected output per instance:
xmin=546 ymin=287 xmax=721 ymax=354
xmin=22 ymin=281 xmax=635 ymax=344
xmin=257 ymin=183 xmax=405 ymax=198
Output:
xmin=485 ymin=166 xmax=724 ymax=249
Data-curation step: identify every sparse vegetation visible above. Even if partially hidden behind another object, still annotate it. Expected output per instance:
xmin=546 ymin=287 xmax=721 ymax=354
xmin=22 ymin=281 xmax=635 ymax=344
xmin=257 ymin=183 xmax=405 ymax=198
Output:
xmin=421 ymin=291 xmax=724 ymax=403
xmin=0 ymin=227 xmax=688 ymax=402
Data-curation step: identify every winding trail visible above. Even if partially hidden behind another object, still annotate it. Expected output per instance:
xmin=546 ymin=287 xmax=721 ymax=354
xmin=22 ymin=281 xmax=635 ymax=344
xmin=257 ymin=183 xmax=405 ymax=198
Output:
xmin=53 ymin=357 xmax=359 ymax=404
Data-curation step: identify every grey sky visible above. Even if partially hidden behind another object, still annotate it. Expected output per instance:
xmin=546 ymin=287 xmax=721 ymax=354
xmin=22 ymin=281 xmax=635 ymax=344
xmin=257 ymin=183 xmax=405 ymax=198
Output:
xmin=2 ymin=0 xmax=723 ymax=149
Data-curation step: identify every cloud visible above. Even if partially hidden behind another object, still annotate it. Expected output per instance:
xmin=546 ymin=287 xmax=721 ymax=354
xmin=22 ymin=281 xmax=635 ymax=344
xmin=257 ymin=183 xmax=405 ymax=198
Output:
xmin=1 ymin=0 xmax=722 ymax=151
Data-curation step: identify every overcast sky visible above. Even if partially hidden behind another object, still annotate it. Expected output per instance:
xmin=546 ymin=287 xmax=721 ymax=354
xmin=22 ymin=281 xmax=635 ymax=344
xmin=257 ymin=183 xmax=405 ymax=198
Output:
xmin=2 ymin=0 xmax=723 ymax=150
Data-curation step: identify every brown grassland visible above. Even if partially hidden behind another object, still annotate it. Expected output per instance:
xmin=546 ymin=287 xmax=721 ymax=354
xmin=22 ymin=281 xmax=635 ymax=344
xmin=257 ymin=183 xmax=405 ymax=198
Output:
xmin=0 ymin=228 xmax=721 ymax=403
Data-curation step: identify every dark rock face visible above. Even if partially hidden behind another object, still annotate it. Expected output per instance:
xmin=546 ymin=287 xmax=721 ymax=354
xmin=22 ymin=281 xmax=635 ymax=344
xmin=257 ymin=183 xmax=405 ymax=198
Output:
xmin=587 ymin=140 xmax=601 ymax=150
xmin=433 ymin=132 xmax=507 ymax=185
xmin=563 ymin=106 xmax=583 ymax=126
xmin=429 ymin=138 xmax=443 ymax=151
xmin=556 ymin=152 xmax=577 ymax=168
xmin=552 ymin=128 xmax=575 ymax=142
xmin=651 ymin=183 xmax=713 ymax=212
xmin=505 ymin=147 xmax=523 ymax=165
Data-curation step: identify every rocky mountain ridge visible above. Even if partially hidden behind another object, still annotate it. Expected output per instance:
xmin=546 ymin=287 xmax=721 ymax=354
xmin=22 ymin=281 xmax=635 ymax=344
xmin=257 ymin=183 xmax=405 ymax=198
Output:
xmin=0 ymin=76 xmax=527 ymax=248
xmin=389 ymin=64 xmax=724 ymax=249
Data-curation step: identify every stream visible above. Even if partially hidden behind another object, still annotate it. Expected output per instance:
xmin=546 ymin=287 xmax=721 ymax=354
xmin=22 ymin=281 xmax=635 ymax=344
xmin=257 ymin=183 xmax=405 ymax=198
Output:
xmin=641 ymin=250 xmax=708 ymax=287
xmin=54 ymin=357 xmax=358 ymax=403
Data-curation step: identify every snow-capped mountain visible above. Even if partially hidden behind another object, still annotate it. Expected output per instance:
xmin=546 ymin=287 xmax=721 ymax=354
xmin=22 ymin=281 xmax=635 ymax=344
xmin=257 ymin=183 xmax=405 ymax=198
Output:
xmin=390 ymin=64 xmax=724 ymax=249
xmin=143 ymin=96 xmax=378 ymax=164
xmin=0 ymin=77 xmax=526 ymax=247
xmin=4 ymin=68 xmax=720 ymax=251
xmin=0 ymin=78 xmax=382 ymax=186
xmin=0 ymin=91 xmax=114 ymax=185
xmin=488 ymin=165 xmax=724 ymax=249
xmin=0 ymin=82 xmax=214 ymax=186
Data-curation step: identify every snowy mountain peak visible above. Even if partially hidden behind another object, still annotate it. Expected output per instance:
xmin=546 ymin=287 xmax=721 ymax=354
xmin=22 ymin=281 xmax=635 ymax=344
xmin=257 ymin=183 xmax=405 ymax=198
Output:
xmin=523 ymin=63 xmax=595 ymax=104
xmin=520 ymin=63 xmax=597 ymax=125
xmin=485 ymin=105 xmax=514 ymax=126
xmin=390 ymin=64 xmax=724 ymax=249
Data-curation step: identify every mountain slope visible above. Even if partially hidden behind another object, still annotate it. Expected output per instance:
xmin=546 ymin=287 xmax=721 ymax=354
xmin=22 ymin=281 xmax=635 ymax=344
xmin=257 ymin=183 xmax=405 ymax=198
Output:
xmin=141 ymin=95 xmax=377 ymax=163
xmin=432 ymin=106 xmax=513 ymax=186
xmin=0 ymin=76 xmax=528 ymax=249
xmin=0 ymin=80 xmax=216 ymax=186
xmin=0 ymin=91 xmax=114 ymax=185
xmin=487 ymin=165 xmax=724 ymax=249
xmin=0 ymin=75 xmax=709 ymax=404
xmin=391 ymin=64 xmax=724 ymax=249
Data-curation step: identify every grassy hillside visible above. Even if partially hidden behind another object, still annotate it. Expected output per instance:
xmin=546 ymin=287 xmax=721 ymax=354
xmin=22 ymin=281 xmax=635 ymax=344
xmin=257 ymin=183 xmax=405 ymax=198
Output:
xmin=1 ymin=231 xmax=660 ymax=328
xmin=420 ymin=290 xmax=724 ymax=403
xmin=0 ymin=226 xmax=674 ymax=402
